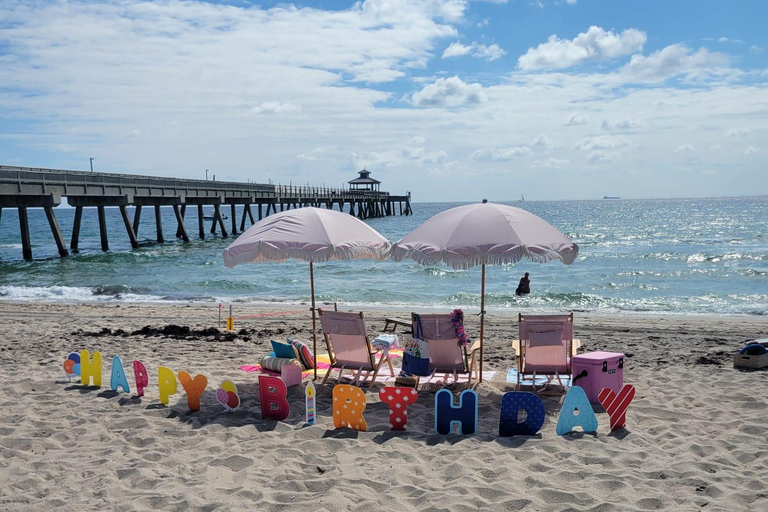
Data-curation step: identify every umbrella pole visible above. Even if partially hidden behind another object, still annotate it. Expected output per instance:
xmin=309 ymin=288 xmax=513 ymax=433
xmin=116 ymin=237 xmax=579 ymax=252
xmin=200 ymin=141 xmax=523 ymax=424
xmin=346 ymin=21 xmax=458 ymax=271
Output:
xmin=479 ymin=263 xmax=485 ymax=383
xmin=310 ymin=261 xmax=318 ymax=381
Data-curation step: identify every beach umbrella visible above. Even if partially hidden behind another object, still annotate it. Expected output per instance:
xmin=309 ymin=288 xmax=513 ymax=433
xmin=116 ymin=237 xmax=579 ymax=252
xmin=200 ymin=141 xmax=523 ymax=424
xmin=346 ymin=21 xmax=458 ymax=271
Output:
xmin=222 ymin=207 xmax=391 ymax=379
xmin=390 ymin=201 xmax=578 ymax=382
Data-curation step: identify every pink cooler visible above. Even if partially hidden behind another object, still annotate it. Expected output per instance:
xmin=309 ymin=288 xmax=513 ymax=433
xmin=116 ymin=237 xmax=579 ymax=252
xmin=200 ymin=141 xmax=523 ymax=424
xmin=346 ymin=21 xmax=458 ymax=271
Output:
xmin=571 ymin=351 xmax=625 ymax=403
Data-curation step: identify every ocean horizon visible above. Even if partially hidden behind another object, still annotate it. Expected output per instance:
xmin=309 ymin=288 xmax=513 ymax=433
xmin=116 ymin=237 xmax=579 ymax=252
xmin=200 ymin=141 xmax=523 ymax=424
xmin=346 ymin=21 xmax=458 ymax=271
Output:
xmin=1 ymin=196 xmax=766 ymax=317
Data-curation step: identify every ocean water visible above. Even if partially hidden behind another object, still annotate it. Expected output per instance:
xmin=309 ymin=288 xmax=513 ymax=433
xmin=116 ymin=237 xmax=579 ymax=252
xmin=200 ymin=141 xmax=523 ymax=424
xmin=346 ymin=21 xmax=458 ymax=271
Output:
xmin=0 ymin=197 xmax=766 ymax=316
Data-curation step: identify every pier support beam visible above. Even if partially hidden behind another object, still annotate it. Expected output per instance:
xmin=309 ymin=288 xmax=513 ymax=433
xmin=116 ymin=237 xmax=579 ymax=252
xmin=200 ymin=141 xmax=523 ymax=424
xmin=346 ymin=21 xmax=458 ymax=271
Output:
xmin=213 ymin=204 xmax=228 ymax=238
xmin=44 ymin=206 xmax=69 ymax=257
xmin=175 ymin=205 xmax=186 ymax=238
xmin=71 ymin=206 xmax=83 ymax=250
xmin=154 ymin=205 xmax=164 ymax=243
xmin=133 ymin=205 xmax=142 ymax=237
xmin=230 ymin=203 xmax=238 ymax=235
xmin=97 ymin=205 xmax=109 ymax=251
xmin=18 ymin=207 xmax=32 ymax=260
xmin=197 ymin=204 xmax=205 ymax=239
xmin=173 ymin=204 xmax=189 ymax=243
xmin=120 ymin=205 xmax=139 ymax=249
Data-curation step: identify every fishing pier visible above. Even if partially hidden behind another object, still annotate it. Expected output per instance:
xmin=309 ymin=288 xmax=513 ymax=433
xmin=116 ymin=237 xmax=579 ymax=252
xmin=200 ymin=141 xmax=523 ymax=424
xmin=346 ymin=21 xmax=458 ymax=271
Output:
xmin=0 ymin=165 xmax=412 ymax=260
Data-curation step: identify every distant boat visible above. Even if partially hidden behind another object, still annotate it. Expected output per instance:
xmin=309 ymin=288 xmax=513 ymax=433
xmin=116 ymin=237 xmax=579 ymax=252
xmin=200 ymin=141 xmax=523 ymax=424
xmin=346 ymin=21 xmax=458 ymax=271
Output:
xmin=603 ymin=196 xmax=620 ymax=200
xmin=519 ymin=194 xmax=525 ymax=202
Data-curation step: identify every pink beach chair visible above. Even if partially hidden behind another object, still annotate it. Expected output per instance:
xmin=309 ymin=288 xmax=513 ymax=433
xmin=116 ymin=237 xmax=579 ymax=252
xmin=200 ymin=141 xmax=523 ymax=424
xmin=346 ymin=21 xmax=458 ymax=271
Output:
xmin=516 ymin=313 xmax=575 ymax=391
xmin=318 ymin=309 xmax=394 ymax=387
xmin=410 ymin=313 xmax=480 ymax=390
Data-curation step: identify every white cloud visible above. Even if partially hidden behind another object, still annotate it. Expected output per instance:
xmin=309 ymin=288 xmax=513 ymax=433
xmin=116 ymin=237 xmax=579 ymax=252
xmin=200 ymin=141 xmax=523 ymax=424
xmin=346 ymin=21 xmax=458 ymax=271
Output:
xmin=587 ymin=151 xmax=618 ymax=163
xmin=531 ymin=134 xmax=555 ymax=149
xmin=443 ymin=41 xmax=506 ymax=61
xmin=718 ymin=37 xmax=742 ymax=44
xmin=470 ymin=146 xmax=532 ymax=161
xmin=602 ymin=117 xmax=641 ymax=130
xmin=565 ymin=0 xmax=578 ymax=4
xmin=410 ymin=76 xmax=488 ymax=106
xmin=518 ymin=26 xmax=646 ymax=70
xmin=531 ymin=157 xmax=569 ymax=168
xmin=297 ymin=153 xmax=318 ymax=161
xmin=727 ymin=128 xmax=751 ymax=137
xmin=252 ymin=102 xmax=302 ymax=115
xmin=574 ymin=135 xmax=630 ymax=150
xmin=565 ymin=113 xmax=588 ymax=125
xmin=675 ymin=144 xmax=695 ymax=152
xmin=750 ymin=45 xmax=765 ymax=54
xmin=620 ymin=44 xmax=730 ymax=82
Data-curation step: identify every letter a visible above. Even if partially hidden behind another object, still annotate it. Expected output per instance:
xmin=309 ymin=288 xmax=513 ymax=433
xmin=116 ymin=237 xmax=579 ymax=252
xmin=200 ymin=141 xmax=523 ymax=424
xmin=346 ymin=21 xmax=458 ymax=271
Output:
xmin=434 ymin=389 xmax=478 ymax=435
xmin=79 ymin=350 xmax=102 ymax=387
xmin=157 ymin=366 xmax=177 ymax=405
xmin=110 ymin=355 xmax=130 ymax=393
xmin=499 ymin=392 xmax=545 ymax=436
xmin=258 ymin=375 xmax=289 ymax=421
xmin=556 ymin=386 xmax=599 ymax=436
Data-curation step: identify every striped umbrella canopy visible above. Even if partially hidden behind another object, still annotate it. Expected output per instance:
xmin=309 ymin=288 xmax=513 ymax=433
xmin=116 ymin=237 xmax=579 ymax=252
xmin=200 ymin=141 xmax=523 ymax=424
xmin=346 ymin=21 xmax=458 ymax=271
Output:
xmin=390 ymin=201 xmax=578 ymax=382
xmin=223 ymin=207 xmax=392 ymax=379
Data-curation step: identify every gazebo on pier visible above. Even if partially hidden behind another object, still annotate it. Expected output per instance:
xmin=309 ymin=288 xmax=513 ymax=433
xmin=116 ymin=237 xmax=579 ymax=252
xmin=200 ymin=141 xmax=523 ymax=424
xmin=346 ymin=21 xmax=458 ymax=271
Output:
xmin=348 ymin=168 xmax=381 ymax=192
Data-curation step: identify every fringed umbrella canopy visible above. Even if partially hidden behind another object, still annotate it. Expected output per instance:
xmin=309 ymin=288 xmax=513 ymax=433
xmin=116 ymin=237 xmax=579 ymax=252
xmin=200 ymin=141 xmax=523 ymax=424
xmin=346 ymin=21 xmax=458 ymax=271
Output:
xmin=223 ymin=207 xmax=392 ymax=379
xmin=390 ymin=201 xmax=579 ymax=383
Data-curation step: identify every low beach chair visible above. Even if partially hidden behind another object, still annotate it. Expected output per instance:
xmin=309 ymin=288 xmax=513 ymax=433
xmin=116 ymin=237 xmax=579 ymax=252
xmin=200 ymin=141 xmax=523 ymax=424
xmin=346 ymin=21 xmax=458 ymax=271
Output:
xmin=318 ymin=309 xmax=394 ymax=387
xmin=515 ymin=313 xmax=575 ymax=391
xmin=410 ymin=313 xmax=480 ymax=390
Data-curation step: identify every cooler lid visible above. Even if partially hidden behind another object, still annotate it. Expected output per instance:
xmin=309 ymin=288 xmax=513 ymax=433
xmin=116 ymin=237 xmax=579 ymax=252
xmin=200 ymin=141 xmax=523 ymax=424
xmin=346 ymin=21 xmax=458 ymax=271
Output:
xmin=572 ymin=351 xmax=625 ymax=365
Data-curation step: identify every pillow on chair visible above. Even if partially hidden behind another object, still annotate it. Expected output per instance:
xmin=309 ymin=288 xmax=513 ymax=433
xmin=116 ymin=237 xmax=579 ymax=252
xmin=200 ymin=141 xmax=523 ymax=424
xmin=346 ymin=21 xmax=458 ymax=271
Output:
xmin=260 ymin=356 xmax=302 ymax=373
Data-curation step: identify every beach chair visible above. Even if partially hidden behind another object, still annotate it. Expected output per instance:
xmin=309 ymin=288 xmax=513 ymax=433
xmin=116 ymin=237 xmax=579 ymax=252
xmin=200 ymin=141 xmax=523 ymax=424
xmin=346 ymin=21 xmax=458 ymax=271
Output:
xmin=515 ymin=313 xmax=575 ymax=391
xmin=318 ymin=309 xmax=394 ymax=387
xmin=410 ymin=313 xmax=480 ymax=390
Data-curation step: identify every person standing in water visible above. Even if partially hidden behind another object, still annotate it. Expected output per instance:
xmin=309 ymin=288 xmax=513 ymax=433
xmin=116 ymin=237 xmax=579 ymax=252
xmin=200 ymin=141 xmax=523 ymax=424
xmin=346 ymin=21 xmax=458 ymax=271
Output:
xmin=515 ymin=272 xmax=530 ymax=295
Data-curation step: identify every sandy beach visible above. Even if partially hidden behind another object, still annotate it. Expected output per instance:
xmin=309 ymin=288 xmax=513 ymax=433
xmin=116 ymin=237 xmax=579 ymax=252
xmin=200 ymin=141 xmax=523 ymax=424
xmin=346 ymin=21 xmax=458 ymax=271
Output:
xmin=0 ymin=301 xmax=766 ymax=511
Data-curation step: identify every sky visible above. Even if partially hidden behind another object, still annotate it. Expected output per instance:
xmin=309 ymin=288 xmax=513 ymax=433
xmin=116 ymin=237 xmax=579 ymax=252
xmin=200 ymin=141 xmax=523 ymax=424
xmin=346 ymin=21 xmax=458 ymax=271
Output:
xmin=0 ymin=0 xmax=766 ymax=202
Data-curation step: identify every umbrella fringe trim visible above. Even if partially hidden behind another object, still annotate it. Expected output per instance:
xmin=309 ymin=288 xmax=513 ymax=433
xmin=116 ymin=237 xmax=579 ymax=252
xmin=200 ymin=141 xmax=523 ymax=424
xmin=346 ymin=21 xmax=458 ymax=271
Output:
xmin=390 ymin=246 xmax=578 ymax=269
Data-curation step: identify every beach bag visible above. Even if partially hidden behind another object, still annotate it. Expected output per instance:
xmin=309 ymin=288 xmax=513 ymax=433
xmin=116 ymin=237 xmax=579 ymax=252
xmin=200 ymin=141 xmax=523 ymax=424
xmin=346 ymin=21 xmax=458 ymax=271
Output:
xmin=400 ymin=315 xmax=431 ymax=377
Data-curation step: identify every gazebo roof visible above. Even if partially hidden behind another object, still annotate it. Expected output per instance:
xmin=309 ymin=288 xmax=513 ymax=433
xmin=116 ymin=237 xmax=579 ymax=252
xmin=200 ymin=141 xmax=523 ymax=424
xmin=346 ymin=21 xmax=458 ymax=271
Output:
xmin=348 ymin=169 xmax=381 ymax=185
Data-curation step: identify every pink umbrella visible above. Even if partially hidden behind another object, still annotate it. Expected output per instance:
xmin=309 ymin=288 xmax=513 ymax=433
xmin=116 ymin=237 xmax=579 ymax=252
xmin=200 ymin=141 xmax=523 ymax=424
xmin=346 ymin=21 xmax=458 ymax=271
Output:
xmin=390 ymin=201 xmax=578 ymax=382
xmin=223 ymin=207 xmax=392 ymax=379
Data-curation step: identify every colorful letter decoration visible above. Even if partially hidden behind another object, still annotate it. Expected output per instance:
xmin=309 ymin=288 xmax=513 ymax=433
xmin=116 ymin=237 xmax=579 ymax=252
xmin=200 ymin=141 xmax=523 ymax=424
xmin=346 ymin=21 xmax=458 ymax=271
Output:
xmin=499 ymin=391 xmax=545 ymax=437
xmin=63 ymin=352 xmax=80 ymax=381
xmin=598 ymin=384 xmax=636 ymax=431
xmin=110 ymin=356 xmax=131 ymax=393
xmin=434 ymin=389 xmax=478 ymax=435
xmin=305 ymin=381 xmax=316 ymax=425
xmin=157 ymin=366 xmax=177 ymax=405
xmin=332 ymin=384 xmax=367 ymax=431
xmin=556 ymin=386 xmax=599 ymax=435
xmin=258 ymin=375 xmax=290 ymax=421
xmin=178 ymin=371 xmax=208 ymax=411
xmin=379 ymin=386 xmax=418 ymax=431
xmin=215 ymin=381 xmax=240 ymax=412
xmin=79 ymin=350 xmax=102 ymax=387
xmin=133 ymin=360 xmax=148 ymax=397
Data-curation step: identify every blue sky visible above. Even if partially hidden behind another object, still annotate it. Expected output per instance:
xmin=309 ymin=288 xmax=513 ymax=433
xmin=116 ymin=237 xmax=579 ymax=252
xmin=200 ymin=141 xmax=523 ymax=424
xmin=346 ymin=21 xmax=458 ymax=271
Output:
xmin=1 ymin=0 xmax=766 ymax=201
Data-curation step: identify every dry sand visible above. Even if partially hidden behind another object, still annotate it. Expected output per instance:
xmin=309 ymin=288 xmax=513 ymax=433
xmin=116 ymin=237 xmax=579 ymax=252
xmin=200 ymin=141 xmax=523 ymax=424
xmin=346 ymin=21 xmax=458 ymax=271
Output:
xmin=0 ymin=301 xmax=767 ymax=511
